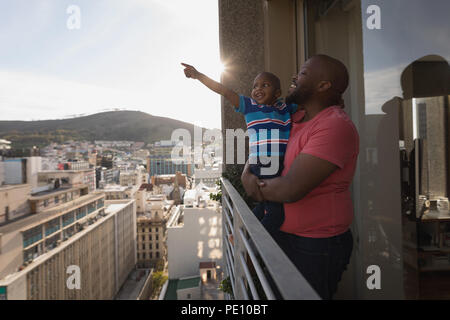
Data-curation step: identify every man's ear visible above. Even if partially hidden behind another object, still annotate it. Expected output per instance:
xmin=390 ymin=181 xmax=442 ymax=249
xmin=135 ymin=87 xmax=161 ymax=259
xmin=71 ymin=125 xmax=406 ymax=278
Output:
xmin=317 ymin=80 xmax=332 ymax=92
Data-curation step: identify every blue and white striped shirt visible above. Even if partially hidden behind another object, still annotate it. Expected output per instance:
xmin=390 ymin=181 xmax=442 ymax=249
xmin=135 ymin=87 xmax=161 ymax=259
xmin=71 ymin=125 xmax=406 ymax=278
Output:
xmin=235 ymin=95 xmax=298 ymax=158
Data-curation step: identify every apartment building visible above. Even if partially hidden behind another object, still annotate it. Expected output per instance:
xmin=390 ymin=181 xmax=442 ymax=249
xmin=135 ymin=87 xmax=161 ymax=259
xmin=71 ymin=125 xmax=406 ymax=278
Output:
xmin=147 ymin=157 xmax=193 ymax=178
xmin=136 ymin=195 xmax=174 ymax=269
xmin=97 ymin=184 xmax=138 ymax=201
xmin=0 ymin=196 xmax=136 ymax=299
xmin=38 ymin=169 xmax=96 ymax=193
xmin=119 ymin=168 xmax=146 ymax=187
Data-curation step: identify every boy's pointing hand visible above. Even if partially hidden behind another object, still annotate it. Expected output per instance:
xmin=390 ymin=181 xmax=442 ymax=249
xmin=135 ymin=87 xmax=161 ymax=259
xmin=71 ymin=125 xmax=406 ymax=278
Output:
xmin=181 ymin=63 xmax=201 ymax=80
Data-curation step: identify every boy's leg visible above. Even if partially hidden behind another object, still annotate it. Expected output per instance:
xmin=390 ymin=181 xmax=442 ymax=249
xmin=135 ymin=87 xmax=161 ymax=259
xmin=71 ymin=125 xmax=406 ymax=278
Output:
xmin=252 ymin=202 xmax=265 ymax=221
xmin=260 ymin=201 xmax=285 ymax=235
xmin=249 ymin=163 xmax=267 ymax=221
xmin=256 ymin=156 xmax=285 ymax=235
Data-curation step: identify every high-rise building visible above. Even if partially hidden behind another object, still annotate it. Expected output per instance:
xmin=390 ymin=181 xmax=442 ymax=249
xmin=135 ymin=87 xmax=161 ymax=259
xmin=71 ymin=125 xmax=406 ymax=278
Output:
xmin=0 ymin=175 xmax=136 ymax=299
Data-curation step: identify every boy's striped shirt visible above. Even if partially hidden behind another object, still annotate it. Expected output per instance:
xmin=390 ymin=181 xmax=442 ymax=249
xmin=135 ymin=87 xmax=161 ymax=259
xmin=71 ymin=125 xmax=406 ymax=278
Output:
xmin=235 ymin=95 xmax=298 ymax=158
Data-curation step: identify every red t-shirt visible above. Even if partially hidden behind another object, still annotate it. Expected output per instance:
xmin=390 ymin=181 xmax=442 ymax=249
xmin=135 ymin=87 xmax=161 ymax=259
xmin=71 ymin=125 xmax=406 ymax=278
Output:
xmin=281 ymin=106 xmax=359 ymax=238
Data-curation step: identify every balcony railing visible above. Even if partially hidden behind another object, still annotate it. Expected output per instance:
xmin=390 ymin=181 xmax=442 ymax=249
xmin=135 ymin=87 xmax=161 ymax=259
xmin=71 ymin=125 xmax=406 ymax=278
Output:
xmin=221 ymin=178 xmax=320 ymax=300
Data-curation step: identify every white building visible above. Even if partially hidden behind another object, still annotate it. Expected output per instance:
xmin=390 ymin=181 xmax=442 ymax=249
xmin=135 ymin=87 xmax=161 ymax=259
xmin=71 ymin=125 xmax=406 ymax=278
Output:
xmin=193 ymin=164 xmax=222 ymax=188
xmin=167 ymin=189 xmax=222 ymax=280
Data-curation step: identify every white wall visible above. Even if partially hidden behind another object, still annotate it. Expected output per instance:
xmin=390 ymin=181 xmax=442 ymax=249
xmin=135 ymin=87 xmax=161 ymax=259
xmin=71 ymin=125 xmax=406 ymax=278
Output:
xmin=4 ymin=161 xmax=23 ymax=185
xmin=167 ymin=206 xmax=222 ymax=279
xmin=26 ymin=157 xmax=42 ymax=189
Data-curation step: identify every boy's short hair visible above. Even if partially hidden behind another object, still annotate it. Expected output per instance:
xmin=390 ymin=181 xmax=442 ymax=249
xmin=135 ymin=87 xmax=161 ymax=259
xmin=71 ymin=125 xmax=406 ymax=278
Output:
xmin=255 ymin=72 xmax=281 ymax=91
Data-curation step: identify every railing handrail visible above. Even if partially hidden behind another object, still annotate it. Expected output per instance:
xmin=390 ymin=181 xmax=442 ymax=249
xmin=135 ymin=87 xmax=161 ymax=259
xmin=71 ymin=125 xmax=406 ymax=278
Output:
xmin=221 ymin=178 xmax=320 ymax=300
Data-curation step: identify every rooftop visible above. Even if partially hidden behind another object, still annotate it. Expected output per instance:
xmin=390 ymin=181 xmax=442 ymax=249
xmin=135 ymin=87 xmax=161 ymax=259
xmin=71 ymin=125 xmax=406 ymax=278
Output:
xmin=164 ymin=276 xmax=201 ymax=300
xmin=0 ymin=193 xmax=103 ymax=234
xmin=30 ymin=186 xmax=74 ymax=198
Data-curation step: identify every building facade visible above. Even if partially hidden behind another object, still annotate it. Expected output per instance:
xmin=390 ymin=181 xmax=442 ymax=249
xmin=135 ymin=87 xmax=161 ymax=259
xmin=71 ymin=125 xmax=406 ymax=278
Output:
xmin=0 ymin=198 xmax=136 ymax=300
xmin=147 ymin=157 xmax=193 ymax=177
xmin=167 ymin=201 xmax=222 ymax=280
xmin=136 ymin=196 xmax=173 ymax=269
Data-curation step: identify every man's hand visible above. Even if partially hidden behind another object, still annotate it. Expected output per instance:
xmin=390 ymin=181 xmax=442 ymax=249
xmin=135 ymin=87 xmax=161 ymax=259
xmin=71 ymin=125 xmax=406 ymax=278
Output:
xmin=181 ymin=63 xmax=201 ymax=80
xmin=241 ymin=161 xmax=264 ymax=202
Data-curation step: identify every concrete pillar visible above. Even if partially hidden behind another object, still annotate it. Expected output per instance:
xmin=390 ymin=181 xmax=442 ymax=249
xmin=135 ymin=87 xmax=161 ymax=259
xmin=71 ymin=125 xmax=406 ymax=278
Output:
xmin=219 ymin=0 xmax=265 ymax=169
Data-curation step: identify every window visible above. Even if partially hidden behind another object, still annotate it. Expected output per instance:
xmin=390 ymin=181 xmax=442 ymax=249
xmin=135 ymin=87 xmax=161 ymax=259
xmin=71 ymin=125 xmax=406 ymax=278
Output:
xmin=54 ymin=196 xmax=59 ymax=204
xmin=45 ymin=218 xmax=61 ymax=237
xmin=156 ymin=243 xmax=159 ymax=250
xmin=142 ymin=235 xmax=145 ymax=241
xmin=143 ymin=253 xmax=146 ymax=259
xmin=142 ymin=244 xmax=145 ymax=250
xmin=156 ymin=228 xmax=159 ymax=233
xmin=187 ymin=294 xmax=191 ymax=299
xmin=23 ymin=226 xmax=43 ymax=248
xmin=150 ymin=252 xmax=153 ymax=259
xmin=149 ymin=235 xmax=152 ymax=241
xmin=149 ymin=227 xmax=152 ymax=233
xmin=150 ymin=244 xmax=152 ymax=250
xmin=63 ymin=211 xmax=75 ymax=227
xmin=156 ymin=252 xmax=160 ymax=258
xmin=142 ymin=228 xmax=145 ymax=233
xmin=43 ymin=199 xmax=48 ymax=207
xmin=156 ymin=235 xmax=159 ymax=241
xmin=76 ymin=207 xmax=86 ymax=220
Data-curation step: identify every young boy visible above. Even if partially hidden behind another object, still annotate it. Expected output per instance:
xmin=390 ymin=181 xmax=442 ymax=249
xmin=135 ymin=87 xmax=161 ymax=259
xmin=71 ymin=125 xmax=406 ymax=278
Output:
xmin=181 ymin=63 xmax=298 ymax=238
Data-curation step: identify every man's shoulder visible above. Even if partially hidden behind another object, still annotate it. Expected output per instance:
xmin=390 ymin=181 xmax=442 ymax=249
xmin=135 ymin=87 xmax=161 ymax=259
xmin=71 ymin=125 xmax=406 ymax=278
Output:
xmin=317 ymin=107 xmax=357 ymax=130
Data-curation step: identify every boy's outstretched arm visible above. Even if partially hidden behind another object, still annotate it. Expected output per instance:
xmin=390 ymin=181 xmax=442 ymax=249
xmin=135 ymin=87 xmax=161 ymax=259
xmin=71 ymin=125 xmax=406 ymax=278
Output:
xmin=181 ymin=63 xmax=239 ymax=107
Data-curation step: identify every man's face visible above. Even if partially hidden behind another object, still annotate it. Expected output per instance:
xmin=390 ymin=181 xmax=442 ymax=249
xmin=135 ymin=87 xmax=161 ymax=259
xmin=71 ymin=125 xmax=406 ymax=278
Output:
xmin=286 ymin=60 xmax=316 ymax=105
xmin=251 ymin=74 xmax=280 ymax=105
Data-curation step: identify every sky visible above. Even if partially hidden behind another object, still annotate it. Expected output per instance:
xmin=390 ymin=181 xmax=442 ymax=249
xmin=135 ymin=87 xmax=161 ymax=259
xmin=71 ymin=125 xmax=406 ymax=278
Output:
xmin=0 ymin=0 xmax=223 ymax=129
xmin=361 ymin=0 xmax=450 ymax=114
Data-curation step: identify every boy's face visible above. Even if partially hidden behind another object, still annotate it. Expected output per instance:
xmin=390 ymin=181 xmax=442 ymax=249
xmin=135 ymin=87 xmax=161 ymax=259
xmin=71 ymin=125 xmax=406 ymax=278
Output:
xmin=251 ymin=74 xmax=281 ymax=105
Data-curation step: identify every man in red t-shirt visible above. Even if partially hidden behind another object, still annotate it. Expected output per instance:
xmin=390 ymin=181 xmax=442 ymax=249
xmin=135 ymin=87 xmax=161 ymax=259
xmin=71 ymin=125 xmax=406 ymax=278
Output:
xmin=242 ymin=54 xmax=359 ymax=299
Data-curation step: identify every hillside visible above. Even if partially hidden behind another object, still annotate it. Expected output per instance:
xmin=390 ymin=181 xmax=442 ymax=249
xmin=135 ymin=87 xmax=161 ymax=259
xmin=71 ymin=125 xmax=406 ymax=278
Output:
xmin=0 ymin=111 xmax=201 ymax=149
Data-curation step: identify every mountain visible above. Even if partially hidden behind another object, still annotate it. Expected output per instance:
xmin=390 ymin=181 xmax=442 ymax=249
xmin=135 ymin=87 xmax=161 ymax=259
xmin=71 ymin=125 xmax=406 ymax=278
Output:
xmin=0 ymin=111 xmax=202 ymax=149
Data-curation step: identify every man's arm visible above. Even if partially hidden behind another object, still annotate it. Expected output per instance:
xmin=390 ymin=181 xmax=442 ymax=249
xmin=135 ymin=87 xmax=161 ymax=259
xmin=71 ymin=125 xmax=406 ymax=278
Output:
xmin=181 ymin=63 xmax=240 ymax=107
xmin=258 ymin=153 xmax=338 ymax=203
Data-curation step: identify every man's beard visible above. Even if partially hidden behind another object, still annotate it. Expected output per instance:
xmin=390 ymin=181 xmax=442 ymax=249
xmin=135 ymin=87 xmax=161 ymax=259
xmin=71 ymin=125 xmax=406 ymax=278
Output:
xmin=286 ymin=86 xmax=312 ymax=105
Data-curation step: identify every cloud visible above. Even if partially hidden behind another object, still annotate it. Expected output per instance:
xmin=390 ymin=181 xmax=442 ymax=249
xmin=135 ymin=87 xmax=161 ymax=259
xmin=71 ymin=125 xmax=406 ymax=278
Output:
xmin=0 ymin=70 xmax=139 ymax=120
xmin=364 ymin=65 xmax=404 ymax=115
